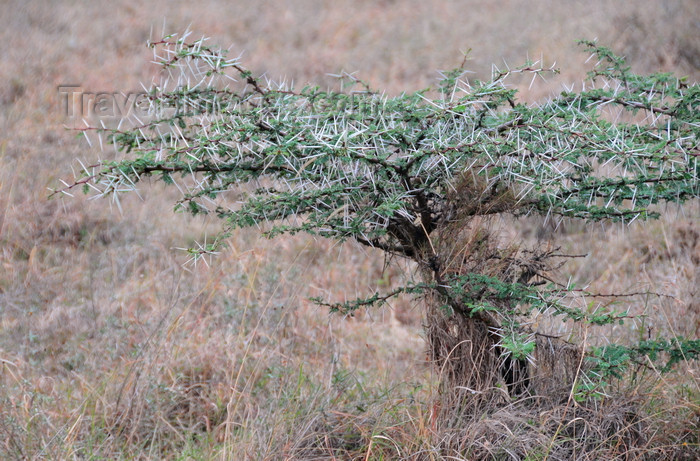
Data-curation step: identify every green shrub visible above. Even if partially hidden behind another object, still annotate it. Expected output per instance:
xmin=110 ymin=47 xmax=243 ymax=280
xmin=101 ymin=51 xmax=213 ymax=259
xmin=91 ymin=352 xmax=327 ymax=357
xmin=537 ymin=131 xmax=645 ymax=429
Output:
xmin=57 ymin=33 xmax=699 ymax=457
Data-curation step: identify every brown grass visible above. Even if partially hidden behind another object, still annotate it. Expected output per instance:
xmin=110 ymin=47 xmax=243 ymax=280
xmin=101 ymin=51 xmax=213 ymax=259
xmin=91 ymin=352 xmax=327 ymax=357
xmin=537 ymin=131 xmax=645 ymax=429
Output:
xmin=0 ymin=0 xmax=698 ymax=459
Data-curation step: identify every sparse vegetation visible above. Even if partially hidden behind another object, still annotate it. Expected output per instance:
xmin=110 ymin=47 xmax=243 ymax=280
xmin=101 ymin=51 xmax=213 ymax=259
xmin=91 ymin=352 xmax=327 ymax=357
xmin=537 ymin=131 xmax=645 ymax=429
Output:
xmin=55 ymin=30 xmax=699 ymax=459
xmin=1 ymin=1 xmax=698 ymax=460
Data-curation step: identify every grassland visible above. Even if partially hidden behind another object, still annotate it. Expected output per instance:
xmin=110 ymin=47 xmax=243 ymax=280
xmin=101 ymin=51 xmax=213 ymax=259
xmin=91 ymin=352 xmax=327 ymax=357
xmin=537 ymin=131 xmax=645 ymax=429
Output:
xmin=0 ymin=0 xmax=698 ymax=459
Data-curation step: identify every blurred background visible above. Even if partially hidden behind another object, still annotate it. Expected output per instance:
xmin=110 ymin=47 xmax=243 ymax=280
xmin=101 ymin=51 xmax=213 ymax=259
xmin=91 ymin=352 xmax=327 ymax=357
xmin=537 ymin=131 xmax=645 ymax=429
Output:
xmin=0 ymin=1 xmax=697 ymax=458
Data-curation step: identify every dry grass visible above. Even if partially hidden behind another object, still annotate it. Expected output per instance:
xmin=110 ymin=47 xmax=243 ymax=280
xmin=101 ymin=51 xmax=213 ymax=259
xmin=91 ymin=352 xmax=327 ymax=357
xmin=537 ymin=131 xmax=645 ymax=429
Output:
xmin=0 ymin=0 xmax=698 ymax=459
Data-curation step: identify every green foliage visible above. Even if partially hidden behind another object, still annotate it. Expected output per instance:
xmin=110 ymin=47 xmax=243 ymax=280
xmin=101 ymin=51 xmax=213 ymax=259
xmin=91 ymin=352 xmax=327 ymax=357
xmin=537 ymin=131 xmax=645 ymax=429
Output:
xmin=56 ymin=33 xmax=699 ymax=385
xmin=590 ymin=337 xmax=700 ymax=379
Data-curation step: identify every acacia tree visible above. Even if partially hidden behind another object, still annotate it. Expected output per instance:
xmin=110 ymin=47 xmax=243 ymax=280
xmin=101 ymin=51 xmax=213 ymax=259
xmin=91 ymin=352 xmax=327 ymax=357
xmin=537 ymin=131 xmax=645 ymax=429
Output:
xmin=58 ymin=35 xmax=698 ymax=418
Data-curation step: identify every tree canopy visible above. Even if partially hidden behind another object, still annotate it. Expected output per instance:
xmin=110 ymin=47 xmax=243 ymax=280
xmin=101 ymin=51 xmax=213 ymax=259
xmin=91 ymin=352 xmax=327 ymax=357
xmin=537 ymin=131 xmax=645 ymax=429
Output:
xmin=56 ymin=35 xmax=699 ymax=395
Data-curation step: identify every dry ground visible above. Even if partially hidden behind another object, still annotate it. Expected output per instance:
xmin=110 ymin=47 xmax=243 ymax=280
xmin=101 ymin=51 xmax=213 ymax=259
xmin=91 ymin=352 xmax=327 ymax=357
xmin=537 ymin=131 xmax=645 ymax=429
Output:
xmin=0 ymin=1 xmax=698 ymax=459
